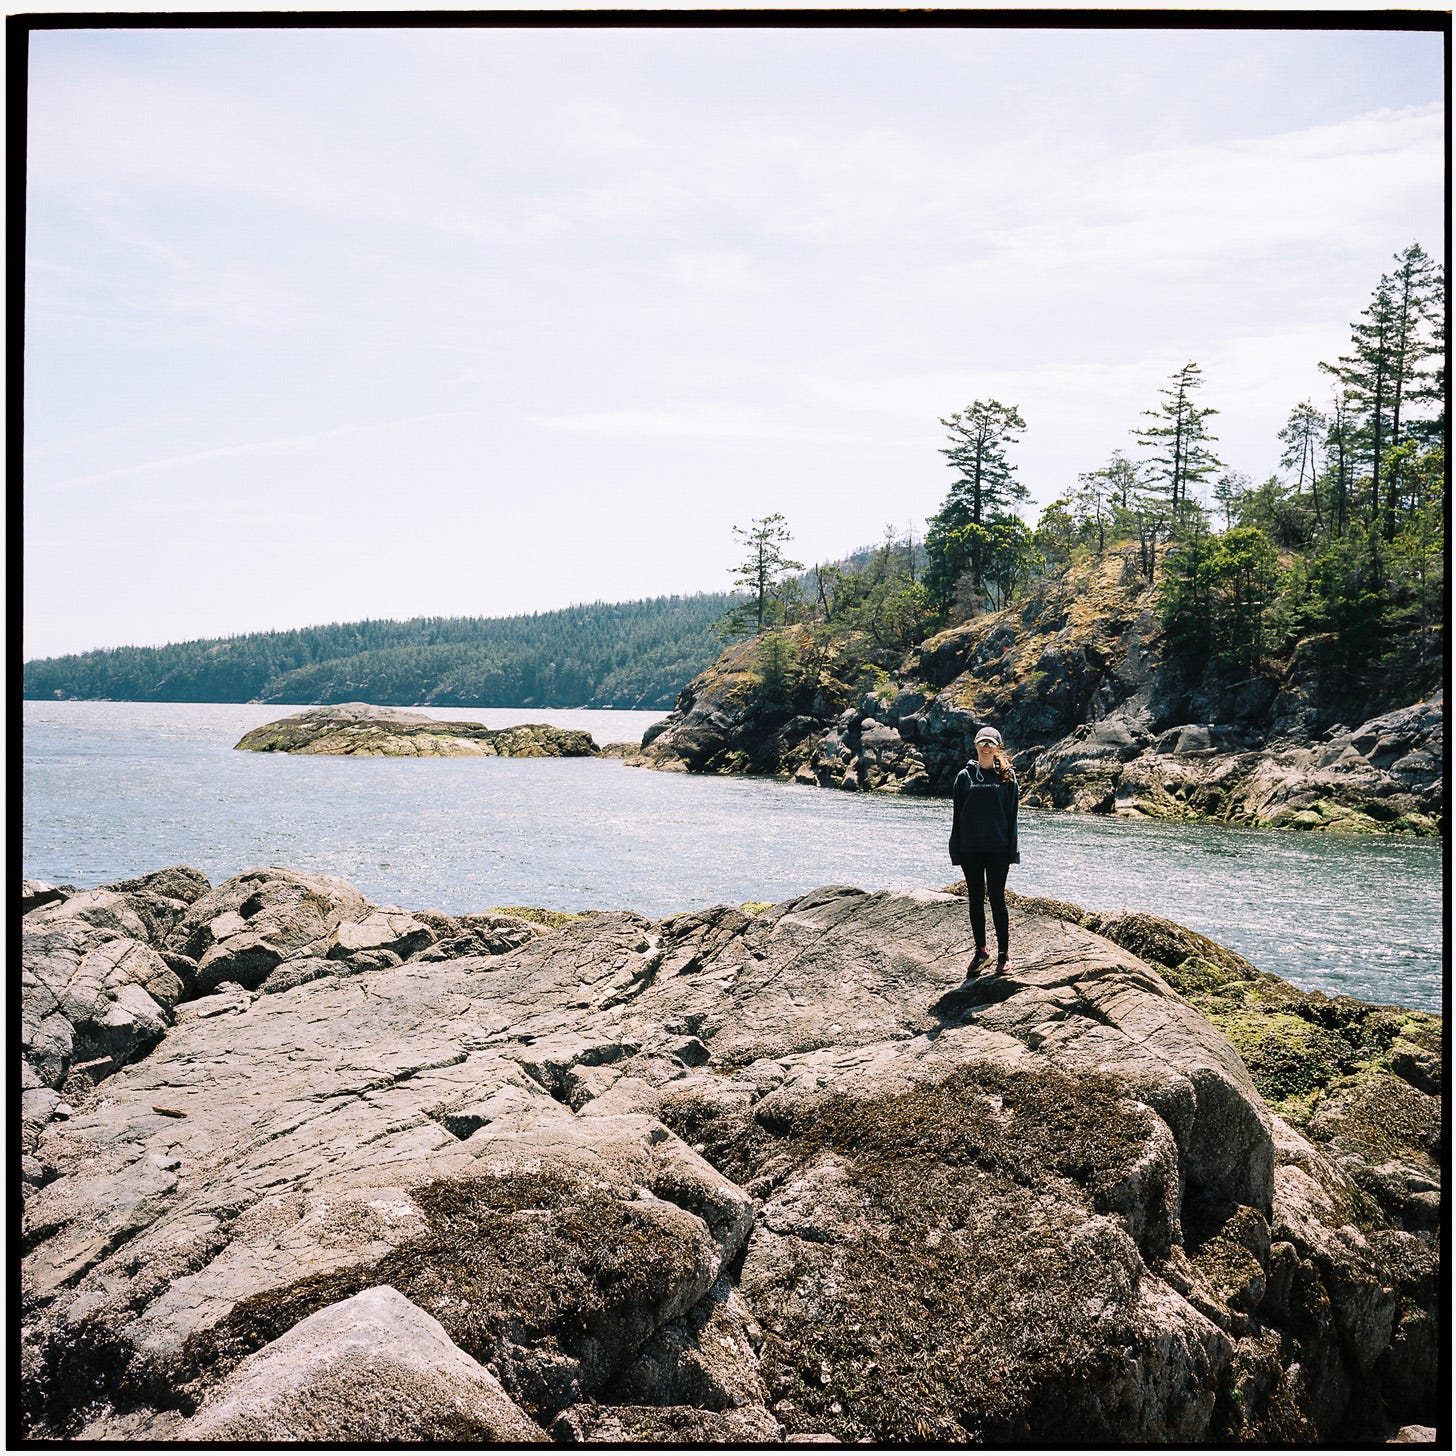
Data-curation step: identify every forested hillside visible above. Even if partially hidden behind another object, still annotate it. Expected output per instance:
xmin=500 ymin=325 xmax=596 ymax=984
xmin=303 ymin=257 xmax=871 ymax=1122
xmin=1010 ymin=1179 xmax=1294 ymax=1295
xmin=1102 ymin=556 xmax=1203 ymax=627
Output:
xmin=23 ymin=594 xmax=734 ymax=709
xmin=712 ymin=243 xmax=1445 ymax=721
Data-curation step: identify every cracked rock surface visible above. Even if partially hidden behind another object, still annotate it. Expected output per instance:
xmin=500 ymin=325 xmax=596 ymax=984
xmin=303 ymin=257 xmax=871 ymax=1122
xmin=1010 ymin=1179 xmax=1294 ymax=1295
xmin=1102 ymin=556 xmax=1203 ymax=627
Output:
xmin=19 ymin=865 xmax=1442 ymax=1444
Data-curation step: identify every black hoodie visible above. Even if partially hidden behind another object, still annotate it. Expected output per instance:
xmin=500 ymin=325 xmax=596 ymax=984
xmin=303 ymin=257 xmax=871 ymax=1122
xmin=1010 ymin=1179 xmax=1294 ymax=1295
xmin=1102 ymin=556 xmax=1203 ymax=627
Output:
xmin=948 ymin=759 xmax=1020 ymax=865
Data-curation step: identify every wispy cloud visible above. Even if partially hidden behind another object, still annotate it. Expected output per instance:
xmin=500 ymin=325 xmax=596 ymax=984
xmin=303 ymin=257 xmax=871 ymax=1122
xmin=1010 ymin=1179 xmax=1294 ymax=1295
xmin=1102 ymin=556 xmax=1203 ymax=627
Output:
xmin=21 ymin=29 xmax=1444 ymax=659
xmin=36 ymin=411 xmax=472 ymax=492
xmin=532 ymin=406 xmax=896 ymax=448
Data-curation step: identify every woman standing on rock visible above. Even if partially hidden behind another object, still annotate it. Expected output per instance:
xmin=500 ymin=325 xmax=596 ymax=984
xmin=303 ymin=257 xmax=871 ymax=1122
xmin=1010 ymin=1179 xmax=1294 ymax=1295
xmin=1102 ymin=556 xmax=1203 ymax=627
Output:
xmin=949 ymin=725 xmax=1020 ymax=975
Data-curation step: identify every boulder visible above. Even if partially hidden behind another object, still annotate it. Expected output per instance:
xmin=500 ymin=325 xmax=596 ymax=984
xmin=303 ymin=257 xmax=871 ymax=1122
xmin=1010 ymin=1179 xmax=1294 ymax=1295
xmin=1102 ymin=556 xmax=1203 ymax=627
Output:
xmin=21 ymin=879 xmax=70 ymax=916
xmin=20 ymin=919 xmax=190 ymax=1184
xmin=179 ymin=1286 xmax=545 ymax=1442
xmin=165 ymin=867 xmax=373 ymax=992
xmin=99 ymin=866 xmax=213 ymax=941
xmin=22 ymin=924 xmax=183 ymax=1084
xmin=25 ymin=889 xmax=153 ymax=943
xmin=327 ymin=910 xmax=436 ymax=965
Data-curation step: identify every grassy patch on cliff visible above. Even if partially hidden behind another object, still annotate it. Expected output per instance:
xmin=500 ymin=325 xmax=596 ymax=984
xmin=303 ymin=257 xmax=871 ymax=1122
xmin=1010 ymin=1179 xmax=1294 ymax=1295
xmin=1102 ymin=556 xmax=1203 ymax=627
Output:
xmin=932 ymin=550 xmax=1155 ymax=722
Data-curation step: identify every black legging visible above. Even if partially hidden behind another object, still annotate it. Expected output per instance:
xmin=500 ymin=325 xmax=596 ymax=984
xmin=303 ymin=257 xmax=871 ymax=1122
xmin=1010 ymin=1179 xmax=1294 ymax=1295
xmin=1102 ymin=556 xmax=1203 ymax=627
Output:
xmin=962 ymin=855 xmax=1010 ymax=956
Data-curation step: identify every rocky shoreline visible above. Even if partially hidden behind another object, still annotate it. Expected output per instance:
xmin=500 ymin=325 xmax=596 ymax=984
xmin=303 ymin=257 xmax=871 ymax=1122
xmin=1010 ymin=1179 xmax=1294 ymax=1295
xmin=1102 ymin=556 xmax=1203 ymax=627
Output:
xmin=21 ymin=864 xmax=1442 ymax=1444
xmin=235 ymin=703 xmax=598 ymax=758
xmin=631 ymin=555 xmax=1442 ymax=836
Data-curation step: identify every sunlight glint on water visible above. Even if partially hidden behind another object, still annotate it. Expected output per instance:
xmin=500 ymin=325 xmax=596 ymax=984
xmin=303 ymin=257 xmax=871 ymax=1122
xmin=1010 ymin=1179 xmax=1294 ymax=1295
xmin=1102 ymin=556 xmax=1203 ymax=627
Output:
xmin=22 ymin=702 xmax=1444 ymax=1013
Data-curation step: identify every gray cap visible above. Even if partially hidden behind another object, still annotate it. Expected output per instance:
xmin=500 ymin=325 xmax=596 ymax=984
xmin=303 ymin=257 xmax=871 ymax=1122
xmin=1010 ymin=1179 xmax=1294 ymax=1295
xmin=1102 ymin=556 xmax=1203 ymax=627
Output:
xmin=974 ymin=726 xmax=1002 ymax=746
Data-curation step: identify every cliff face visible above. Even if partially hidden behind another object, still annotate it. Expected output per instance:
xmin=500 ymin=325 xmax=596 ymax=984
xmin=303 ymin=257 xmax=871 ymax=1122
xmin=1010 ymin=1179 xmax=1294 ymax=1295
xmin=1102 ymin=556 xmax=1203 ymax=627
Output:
xmin=636 ymin=552 xmax=1443 ymax=834
xmin=20 ymin=864 xmax=1442 ymax=1444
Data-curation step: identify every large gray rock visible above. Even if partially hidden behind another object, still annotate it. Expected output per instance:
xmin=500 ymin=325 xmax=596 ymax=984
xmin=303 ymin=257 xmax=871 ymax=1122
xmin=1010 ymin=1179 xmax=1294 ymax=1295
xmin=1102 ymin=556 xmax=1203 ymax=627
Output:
xmin=99 ymin=866 xmax=214 ymax=942
xmin=327 ymin=909 xmax=437 ymax=965
xmin=19 ymin=869 xmax=1440 ymax=1445
xmin=165 ymin=866 xmax=374 ymax=992
xmin=179 ymin=1285 xmax=545 ymax=1441
xmin=25 ymin=889 xmax=154 ymax=943
xmin=20 ymin=918 xmax=188 ymax=1173
xmin=235 ymin=703 xmax=599 ymax=759
xmin=21 ymin=879 xmax=71 ymax=916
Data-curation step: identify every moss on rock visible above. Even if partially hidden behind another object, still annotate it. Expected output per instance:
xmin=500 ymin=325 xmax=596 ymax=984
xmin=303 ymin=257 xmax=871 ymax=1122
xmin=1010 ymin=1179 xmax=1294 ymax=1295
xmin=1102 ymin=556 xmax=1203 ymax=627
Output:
xmin=487 ymin=906 xmax=586 ymax=930
xmin=1213 ymin=1010 xmax=1361 ymax=1105
xmin=661 ymin=1064 xmax=1189 ymax=1443
xmin=179 ymin=1170 xmax=706 ymax=1421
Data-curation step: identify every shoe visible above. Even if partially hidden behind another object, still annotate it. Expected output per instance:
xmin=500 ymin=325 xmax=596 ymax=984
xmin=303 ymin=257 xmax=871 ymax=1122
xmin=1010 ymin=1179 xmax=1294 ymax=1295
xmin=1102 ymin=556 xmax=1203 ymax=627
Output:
xmin=995 ymin=955 xmax=1012 ymax=975
xmin=968 ymin=946 xmax=991 ymax=974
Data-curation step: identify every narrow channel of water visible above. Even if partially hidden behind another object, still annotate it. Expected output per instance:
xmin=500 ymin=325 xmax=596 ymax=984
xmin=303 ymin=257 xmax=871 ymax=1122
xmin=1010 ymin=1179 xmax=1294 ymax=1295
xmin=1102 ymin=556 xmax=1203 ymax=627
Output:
xmin=22 ymin=702 xmax=1444 ymax=1012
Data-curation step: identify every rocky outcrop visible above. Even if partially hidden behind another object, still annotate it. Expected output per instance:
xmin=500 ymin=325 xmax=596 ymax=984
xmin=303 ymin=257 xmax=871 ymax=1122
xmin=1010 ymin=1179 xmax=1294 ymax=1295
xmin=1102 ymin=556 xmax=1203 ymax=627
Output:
xmin=19 ymin=867 xmax=1442 ymax=1444
xmin=1030 ymin=693 xmax=1443 ymax=833
xmin=20 ymin=867 xmax=216 ymax=1186
xmin=235 ymin=703 xmax=599 ymax=758
xmin=178 ymin=1285 xmax=546 ymax=1442
xmin=636 ymin=554 xmax=1442 ymax=834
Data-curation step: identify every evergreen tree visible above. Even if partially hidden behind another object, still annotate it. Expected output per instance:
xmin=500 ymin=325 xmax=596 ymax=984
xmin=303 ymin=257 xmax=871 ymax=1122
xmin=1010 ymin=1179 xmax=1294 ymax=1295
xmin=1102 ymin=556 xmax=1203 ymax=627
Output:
xmin=1209 ymin=526 xmax=1282 ymax=675
xmin=1320 ymin=388 xmax=1358 ymax=538
xmin=1033 ymin=496 xmax=1078 ymax=570
xmin=1211 ymin=470 xmax=1252 ymax=531
xmin=1278 ymin=400 xmax=1326 ymax=535
xmin=1383 ymin=242 xmax=1444 ymax=528
xmin=1073 ymin=449 xmax=1144 ymax=549
xmin=925 ymin=399 xmax=1028 ymax=613
xmin=975 ymin=515 xmax=1043 ymax=610
xmin=1161 ymin=520 xmax=1280 ymax=677
xmin=1071 ymin=465 xmax=1111 ymax=552
xmin=1158 ymin=511 xmax=1217 ymax=665
xmin=1322 ymin=278 xmax=1398 ymax=527
xmin=719 ymin=514 xmax=804 ymax=638
xmin=1320 ymin=242 xmax=1444 ymax=538
xmin=753 ymin=629 xmax=801 ymax=706
xmin=1132 ymin=362 xmax=1222 ymax=520
xmin=1408 ymin=308 xmax=1446 ymax=450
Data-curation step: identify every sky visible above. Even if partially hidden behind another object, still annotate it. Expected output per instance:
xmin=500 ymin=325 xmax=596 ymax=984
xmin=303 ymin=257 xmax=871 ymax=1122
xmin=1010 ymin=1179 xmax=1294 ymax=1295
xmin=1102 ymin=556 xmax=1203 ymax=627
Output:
xmin=21 ymin=21 xmax=1447 ymax=660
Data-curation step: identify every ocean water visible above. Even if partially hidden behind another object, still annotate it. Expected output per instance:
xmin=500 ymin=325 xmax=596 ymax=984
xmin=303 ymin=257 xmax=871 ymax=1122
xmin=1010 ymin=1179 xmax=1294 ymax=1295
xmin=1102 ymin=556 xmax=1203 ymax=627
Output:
xmin=22 ymin=701 xmax=1445 ymax=1013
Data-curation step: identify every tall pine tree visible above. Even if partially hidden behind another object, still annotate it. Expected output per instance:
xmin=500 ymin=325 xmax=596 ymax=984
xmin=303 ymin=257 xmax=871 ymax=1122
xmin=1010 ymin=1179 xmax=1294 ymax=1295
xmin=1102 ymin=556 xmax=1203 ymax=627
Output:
xmin=719 ymin=514 xmax=804 ymax=638
xmin=1320 ymin=242 xmax=1444 ymax=538
xmin=1278 ymin=400 xmax=1327 ymax=535
xmin=925 ymin=400 xmax=1028 ymax=612
xmin=1132 ymin=361 xmax=1222 ymax=519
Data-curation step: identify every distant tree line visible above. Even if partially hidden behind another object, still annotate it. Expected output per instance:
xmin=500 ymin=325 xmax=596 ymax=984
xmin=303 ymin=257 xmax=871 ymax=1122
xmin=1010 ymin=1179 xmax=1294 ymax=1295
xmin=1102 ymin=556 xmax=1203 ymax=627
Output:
xmin=718 ymin=241 xmax=1444 ymax=711
xmin=23 ymin=594 xmax=735 ymax=708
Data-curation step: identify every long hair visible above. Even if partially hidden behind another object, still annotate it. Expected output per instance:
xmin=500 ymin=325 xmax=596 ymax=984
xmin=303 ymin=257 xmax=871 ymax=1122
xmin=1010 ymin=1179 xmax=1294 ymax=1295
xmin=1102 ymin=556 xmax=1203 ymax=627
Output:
xmin=989 ymin=746 xmax=1015 ymax=783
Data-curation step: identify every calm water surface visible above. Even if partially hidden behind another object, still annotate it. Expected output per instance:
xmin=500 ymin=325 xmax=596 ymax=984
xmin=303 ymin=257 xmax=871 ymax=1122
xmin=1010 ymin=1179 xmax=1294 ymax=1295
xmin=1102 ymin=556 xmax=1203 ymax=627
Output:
xmin=22 ymin=702 xmax=1445 ymax=1013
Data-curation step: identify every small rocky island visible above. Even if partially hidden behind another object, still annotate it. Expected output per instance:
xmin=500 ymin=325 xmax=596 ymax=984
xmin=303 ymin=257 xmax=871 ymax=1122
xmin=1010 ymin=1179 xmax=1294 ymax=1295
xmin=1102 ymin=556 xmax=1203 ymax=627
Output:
xmin=20 ymin=865 xmax=1441 ymax=1444
xmin=235 ymin=703 xmax=599 ymax=758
